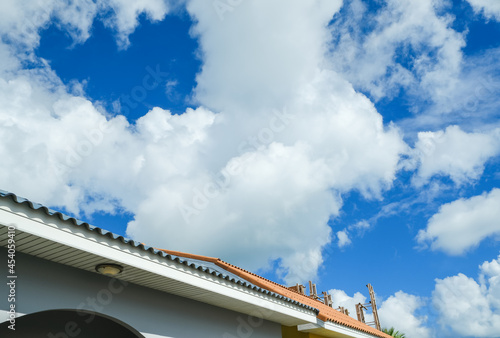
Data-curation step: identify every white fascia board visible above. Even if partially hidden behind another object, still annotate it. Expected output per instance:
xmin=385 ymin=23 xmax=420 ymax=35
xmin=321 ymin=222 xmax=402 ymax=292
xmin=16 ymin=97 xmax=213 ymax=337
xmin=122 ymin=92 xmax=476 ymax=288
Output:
xmin=0 ymin=199 xmax=317 ymax=324
xmin=298 ymin=321 xmax=380 ymax=338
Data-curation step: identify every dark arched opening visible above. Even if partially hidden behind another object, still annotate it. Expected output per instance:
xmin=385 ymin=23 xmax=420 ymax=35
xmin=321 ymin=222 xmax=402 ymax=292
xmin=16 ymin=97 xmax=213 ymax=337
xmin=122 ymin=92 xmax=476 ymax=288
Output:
xmin=0 ymin=309 xmax=145 ymax=338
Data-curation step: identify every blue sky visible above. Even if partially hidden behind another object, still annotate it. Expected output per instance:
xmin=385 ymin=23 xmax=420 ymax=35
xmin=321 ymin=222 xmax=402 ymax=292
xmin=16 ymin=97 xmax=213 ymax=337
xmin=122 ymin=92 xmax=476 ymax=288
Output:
xmin=1 ymin=1 xmax=500 ymax=337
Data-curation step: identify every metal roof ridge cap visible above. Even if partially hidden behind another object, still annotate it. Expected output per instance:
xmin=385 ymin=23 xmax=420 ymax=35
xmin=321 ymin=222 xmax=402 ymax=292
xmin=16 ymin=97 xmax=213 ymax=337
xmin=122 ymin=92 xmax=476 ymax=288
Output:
xmin=214 ymin=260 xmax=270 ymax=288
xmin=155 ymin=248 xmax=219 ymax=263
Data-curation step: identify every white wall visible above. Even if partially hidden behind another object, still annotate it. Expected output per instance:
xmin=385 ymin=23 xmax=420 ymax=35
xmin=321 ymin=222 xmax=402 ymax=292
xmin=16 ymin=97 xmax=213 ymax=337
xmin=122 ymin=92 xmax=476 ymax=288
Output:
xmin=0 ymin=247 xmax=282 ymax=338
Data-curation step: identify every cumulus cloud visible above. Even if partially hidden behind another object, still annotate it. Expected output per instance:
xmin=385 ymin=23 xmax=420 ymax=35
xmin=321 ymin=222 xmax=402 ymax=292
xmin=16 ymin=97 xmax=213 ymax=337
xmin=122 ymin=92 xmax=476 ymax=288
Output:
xmin=329 ymin=288 xmax=430 ymax=338
xmin=378 ymin=291 xmax=431 ymax=338
xmin=329 ymin=289 xmax=367 ymax=317
xmin=466 ymin=0 xmax=500 ymax=21
xmin=187 ymin=0 xmax=343 ymax=112
xmin=0 ymin=0 xmax=408 ymax=283
xmin=3 ymin=5 xmax=499 ymax=338
xmin=417 ymin=188 xmax=500 ymax=255
xmin=433 ymin=254 xmax=500 ymax=336
xmin=410 ymin=125 xmax=500 ymax=185
xmin=0 ymin=66 xmax=406 ymax=283
xmin=126 ymin=70 xmax=406 ymax=283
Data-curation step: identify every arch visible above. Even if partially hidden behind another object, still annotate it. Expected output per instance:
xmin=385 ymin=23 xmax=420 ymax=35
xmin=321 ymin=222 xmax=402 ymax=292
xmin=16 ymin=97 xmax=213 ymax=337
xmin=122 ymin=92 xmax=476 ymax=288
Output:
xmin=0 ymin=309 xmax=145 ymax=338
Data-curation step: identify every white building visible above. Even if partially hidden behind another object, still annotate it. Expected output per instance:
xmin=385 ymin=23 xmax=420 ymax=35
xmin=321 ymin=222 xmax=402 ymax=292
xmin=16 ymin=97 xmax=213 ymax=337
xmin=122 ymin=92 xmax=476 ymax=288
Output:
xmin=0 ymin=190 xmax=390 ymax=338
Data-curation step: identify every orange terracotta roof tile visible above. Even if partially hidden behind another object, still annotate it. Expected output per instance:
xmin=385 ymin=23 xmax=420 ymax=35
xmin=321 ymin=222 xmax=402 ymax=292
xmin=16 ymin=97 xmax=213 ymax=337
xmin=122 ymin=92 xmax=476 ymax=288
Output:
xmin=214 ymin=260 xmax=391 ymax=338
xmin=162 ymin=249 xmax=392 ymax=338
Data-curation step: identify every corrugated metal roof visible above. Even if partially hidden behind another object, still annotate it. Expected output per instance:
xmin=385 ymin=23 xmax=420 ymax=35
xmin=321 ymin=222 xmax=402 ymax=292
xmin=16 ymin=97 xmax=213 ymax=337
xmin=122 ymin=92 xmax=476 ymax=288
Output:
xmin=0 ymin=189 xmax=317 ymax=313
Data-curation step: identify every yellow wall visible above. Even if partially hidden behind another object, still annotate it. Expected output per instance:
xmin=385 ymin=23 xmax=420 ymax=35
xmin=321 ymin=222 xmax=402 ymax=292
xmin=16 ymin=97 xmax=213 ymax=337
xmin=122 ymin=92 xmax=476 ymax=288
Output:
xmin=281 ymin=325 xmax=324 ymax=338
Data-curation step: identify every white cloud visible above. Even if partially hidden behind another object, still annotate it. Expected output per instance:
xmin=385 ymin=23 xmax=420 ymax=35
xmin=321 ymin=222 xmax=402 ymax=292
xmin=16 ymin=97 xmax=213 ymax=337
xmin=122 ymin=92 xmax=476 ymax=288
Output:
xmin=0 ymin=0 xmax=97 ymax=50
xmin=466 ymin=0 xmax=500 ymax=21
xmin=329 ymin=289 xmax=367 ymax=317
xmin=0 ymin=0 xmax=409 ymax=284
xmin=353 ymin=220 xmax=370 ymax=230
xmin=328 ymin=0 xmax=500 ymax=133
xmin=334 ymin=220 xmax=372 ymax=248
xmin=331 ymin=270 xmax=500 ymax=338
xmin=329 ymin=0 xmax=465 ymax=107
xmin=336 ymin=230 xmax=351 ymax=248
xmin=0 ymin=0 xmax=171 ymax=51
xmin=53 ymin=0 xmax=100 ymax=44
xmin=126 ymin=70 xmax=406 ymax=283
xmin=329 ymin=288 xmax=431 ymax=338
xmin=123 ymin=0 xmax=407 ymax=283
xmin=0 ymin=2 xmax=495 ymax=335
xmin=433 ymin=254 xmax=500 ymax=336
xmin=411 ymin=125 xmax=500 ymax=185
xmin=165 ymin=80 xmax=179 ymax=101
xmin=417 ymin=188 xmax=500 ymax=255
xmin=101 ymin=0 xmax=170 ymax=49
xmin=187 ymin=0 xmax=343 ymax=112
xmin=378 ymin=291 xmax=431 ymax=338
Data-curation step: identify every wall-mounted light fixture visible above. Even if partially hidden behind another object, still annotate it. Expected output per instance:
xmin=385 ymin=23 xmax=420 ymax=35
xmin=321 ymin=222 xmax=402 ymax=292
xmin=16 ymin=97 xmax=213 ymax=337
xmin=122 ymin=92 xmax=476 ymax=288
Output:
xmin=95 ymin=263 xmax=123 ymax=276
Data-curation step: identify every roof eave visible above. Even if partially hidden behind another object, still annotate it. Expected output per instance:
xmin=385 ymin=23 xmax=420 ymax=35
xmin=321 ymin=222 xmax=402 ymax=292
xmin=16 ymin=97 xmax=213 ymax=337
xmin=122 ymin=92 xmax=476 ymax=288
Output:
xmin=0 ymin=194 xmax=317 ymax=326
